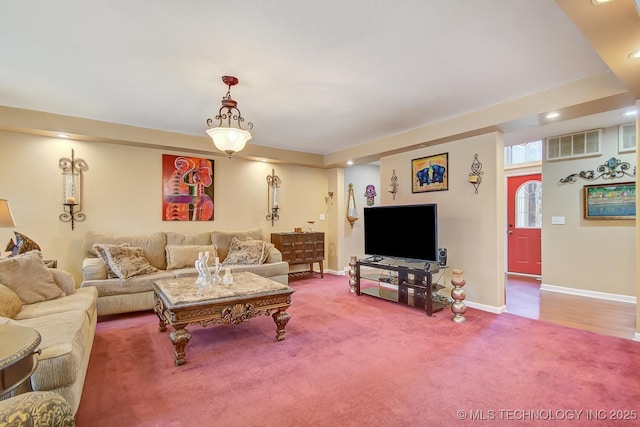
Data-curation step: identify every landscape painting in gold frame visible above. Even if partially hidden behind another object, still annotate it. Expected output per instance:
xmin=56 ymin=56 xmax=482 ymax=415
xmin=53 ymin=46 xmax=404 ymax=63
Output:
xmin=583 ymin=181 xmax=635 ymax=220
xmin=411 ymin=153 xmax=448 ymax=193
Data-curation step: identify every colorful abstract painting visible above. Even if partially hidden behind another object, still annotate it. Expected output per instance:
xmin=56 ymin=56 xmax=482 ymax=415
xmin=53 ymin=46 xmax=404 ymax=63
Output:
xmin=162 ymin=154 xmax=214 ymax=221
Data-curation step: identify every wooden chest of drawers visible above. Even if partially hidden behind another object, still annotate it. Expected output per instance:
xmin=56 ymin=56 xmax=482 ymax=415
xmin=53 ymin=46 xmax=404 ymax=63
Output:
xmin=271 ymin=232 xmax=324 ymax=278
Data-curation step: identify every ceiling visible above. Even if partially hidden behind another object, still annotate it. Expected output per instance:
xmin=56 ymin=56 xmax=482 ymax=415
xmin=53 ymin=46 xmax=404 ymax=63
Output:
xmin=0 ymin=0 xmax=638 ymax=165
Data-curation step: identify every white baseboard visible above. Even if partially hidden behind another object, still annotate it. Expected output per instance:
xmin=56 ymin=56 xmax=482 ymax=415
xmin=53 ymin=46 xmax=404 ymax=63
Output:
xmin=540 ymin=284 xmax=637 ymax=304
xmin=634 ymin=332 xmax=640 ymax=342
xmin=464 ymin=301 xmax=507 ymax=314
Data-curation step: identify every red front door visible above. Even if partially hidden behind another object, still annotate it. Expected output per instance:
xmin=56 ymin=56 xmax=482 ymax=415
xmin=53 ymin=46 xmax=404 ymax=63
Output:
xmin=507 ymin=174 xmax=542 ymax=275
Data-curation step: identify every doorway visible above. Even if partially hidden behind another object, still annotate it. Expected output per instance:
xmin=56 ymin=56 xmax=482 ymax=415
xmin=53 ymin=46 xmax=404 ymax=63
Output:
xmin=507 ymin=174 xmax=542 ymax=276
xmin=506 ymin=173 xmax=542 ymax=316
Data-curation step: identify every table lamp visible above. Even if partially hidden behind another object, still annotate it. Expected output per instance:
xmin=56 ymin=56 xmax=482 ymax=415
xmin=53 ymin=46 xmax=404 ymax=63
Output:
xmin=0 ymin=199 xmax=16 ymax=256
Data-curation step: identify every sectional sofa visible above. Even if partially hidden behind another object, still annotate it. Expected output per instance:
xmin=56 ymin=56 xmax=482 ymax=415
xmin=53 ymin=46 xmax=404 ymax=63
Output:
xmin=80 ymin=229 xmax=289 ymax=316
xmin=0 ymin=252 xmax=97 ymax=416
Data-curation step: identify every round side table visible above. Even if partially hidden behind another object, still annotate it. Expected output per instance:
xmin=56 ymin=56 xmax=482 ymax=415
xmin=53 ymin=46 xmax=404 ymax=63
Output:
xmin=0 ymin=324 xmax=41 ymax=398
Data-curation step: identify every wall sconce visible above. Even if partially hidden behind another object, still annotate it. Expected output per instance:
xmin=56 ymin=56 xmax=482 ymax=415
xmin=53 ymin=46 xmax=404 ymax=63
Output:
xmin=346 ymin=183 xmax=359 ymax=228
xmin=325 ymin=191 xmax=334 ymax=205
xmin=59 ymin=149 xmax=88 ymax=230
xmin=468 ymin=153 xmax=483 ymax=194
xmin=206 ymin=75 xmax=253 ymax=158
xmin=388 ymin=169 xmax=398 ymax=200
xmin=266 ymin=168 xmax=281 ymax=226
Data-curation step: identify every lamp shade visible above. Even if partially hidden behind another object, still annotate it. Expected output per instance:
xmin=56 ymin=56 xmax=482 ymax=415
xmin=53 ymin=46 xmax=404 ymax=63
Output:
xmin=0 ymin=199 xmax=16 ymax=227
xmin=206 ymin=127 xmax=252 ymax=156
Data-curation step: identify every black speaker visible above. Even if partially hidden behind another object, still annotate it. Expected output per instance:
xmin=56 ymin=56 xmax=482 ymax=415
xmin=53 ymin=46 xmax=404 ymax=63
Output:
xmin=438 ymin=248 xmax=447 ymax=267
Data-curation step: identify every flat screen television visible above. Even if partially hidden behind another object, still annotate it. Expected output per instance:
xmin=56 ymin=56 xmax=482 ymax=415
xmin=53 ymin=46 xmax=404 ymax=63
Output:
xmin=363 ymin=204 xmax=438 ymax=263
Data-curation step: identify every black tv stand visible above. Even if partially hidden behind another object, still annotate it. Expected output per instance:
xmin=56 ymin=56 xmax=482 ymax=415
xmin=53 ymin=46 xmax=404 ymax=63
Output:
xmin=349 ymin=258 xmax=448 ymax=316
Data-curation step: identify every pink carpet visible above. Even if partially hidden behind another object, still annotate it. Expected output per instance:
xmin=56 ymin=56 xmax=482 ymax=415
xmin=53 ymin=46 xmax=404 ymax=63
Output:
xmin=76 ymin=274 xmax=640 ymax=426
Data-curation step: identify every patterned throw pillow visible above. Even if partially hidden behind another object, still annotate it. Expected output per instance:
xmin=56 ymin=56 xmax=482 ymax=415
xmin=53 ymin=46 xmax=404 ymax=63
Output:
xmin=222 ymin=238 xmax=273 ymax=265
xmin=102 ymin=245 xmax=158 ymax=280
xmin=15 ymin=232 xmax=40 ymax=253
xmin=92 ymin=243 xmax=129 ymax=279
xmin=4 ymin=232 xmax=41 ymax=257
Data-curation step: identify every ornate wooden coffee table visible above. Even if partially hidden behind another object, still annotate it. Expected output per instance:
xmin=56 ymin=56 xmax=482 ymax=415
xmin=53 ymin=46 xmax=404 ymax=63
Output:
xmin=153 ymin=272 xmax=294 ymax=366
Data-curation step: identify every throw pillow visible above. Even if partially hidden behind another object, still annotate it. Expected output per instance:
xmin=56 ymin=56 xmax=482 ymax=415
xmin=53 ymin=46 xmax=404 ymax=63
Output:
xmin=92 ymin=243 xmax=129 ymax=279
xmin=165 ymin=245 xmax=218 ymax=270
xmin=102 ymin=245 xmax=158 ymax=280
xmin=211 ymin=229 xmax=263 ymax=262
xmin=15 ymin=232 xmax=41 ymax=254
xmin=0 ymin=283 xmax=22 ymax=318
xmin=0 ymin=251 xmax=64 ymax=304
xmin=4 ymin=232 xmax=41 ymax=257
xmin=222 ymin=238 xmax=271 ymax=266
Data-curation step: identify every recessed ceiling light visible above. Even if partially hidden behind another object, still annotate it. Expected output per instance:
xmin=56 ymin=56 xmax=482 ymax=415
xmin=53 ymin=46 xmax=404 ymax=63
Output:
xmin=347 ymin=160 xmax=354 ymax=166
xmin=545 ymin=112 xmax=560 ymax=119
xmin=629 ymin=49 xmax=640 ymax=59
xmin=624 ymin=110 xmax=637 ymax=116
xmin=591 ymin=0 xmax=613 ymax=4
xmin=57 ymin=133 xmax=69 ymax=138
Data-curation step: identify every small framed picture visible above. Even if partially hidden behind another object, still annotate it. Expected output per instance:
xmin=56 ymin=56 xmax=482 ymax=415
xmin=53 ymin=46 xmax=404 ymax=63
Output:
xmin=411 ymin=153 xmax=448 ymax=193
xmin=583 ymin=182 xmax=636 ymax=219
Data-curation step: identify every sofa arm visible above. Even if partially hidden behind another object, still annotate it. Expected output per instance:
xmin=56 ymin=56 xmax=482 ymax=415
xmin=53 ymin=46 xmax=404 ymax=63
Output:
xmin=266 ymin=246 xmax=283 ymax=263
xmin=0 ymin=391 xmax=74 ymax=426
xmin=82 ymin=257 xmax=107 ymax=281
xmin=50 ymin=269 xmax=76 ymax=295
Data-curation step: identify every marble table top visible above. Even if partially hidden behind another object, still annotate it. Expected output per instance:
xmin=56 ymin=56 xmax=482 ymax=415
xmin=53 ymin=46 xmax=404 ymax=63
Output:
xmin=154 ymin=271 xmax=291 ymax=305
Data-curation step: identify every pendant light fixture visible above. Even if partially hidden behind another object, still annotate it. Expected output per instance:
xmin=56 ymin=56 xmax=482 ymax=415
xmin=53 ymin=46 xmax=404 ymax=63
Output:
xmin=206 ymin=76 xmax=253 ymax=158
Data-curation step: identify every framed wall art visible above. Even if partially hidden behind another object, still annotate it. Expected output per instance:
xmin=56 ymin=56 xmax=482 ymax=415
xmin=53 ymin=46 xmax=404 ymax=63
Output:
xmin=411 ymin=153 xmax=448 ymax=193
xmin=162 ymin=154 xmax=214 ymax=221
xmin=583 ymin=181 xmax=635 ymax=220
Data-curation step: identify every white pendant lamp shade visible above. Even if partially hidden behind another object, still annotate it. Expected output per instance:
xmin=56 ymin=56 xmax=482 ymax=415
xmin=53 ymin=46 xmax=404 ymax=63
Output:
xmin=206 ymin=75 xmax=254 ymax=158
xmin=206 ymin=127 xmax=252 ymax=157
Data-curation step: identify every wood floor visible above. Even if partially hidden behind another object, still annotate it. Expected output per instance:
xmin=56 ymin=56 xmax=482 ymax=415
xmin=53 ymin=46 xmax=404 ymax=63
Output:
xmin=505 ymin=274 xmax=637 ymax=340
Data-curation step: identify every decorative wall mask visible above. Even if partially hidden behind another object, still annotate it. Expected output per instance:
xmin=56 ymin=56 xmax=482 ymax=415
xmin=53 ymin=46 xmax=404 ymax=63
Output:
xmin=364 ymin=185 xmax=376 ymax=206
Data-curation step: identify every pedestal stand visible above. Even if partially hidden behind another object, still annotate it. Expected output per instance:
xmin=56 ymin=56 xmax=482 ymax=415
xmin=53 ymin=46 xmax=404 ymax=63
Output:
xmin=450 ymin=269 xmax=467 ymax=323
xmin=348 ymin=256 xmax=358 ymax=293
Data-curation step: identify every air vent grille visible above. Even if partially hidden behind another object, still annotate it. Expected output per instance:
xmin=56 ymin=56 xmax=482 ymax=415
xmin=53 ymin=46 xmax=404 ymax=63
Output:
xmin=546 ymin=129 xmax=602 ymax=160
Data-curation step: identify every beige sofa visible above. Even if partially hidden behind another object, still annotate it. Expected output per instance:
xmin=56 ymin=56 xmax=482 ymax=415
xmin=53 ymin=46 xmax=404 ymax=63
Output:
xmin=80 ymin=229 xmax=289 ymax=317
xmin=0 ymin=257 xmax=97 ymax=417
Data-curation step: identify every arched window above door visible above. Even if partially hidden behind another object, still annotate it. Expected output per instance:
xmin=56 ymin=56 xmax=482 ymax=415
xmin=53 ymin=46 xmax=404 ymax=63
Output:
xmin=515 ymin=181 xmax=542 ymax=228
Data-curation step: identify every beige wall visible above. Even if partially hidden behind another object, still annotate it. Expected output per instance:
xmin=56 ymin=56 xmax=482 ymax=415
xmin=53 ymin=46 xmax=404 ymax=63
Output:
xmin=0 ymin=132 xmax=328 ymax=283
xmin=542 ymin=125 xmax=636 ymax=297
xmin=379 ymin=132 xmax=506 ymax=310
xmin=341 ymin=165 xmax=381 ymax=269
xmin=1 ymin=117 xmax=637 ymax=329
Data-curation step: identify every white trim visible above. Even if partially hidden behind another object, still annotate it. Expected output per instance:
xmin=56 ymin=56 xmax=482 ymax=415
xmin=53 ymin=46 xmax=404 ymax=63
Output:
xmin=507 ymin=272 xmax=541 ymax=279
xmin=464 ymin=300 xmax=507 ymax=314
xmin=540 ymin=283 xmax=637 ymax=304
xmin=633 ymin=332 xmax=640 ymax=342
xmin=504 ymin=162 xmax=542 ymax=174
